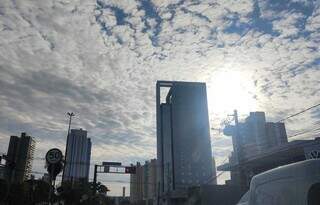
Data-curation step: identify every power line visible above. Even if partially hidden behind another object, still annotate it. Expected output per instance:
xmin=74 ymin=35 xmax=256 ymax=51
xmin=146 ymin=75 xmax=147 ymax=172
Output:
xmin=277 ymin=102 xmax=320 ymax=122
xmin=288 ymin=127 xmax=320 ymax=138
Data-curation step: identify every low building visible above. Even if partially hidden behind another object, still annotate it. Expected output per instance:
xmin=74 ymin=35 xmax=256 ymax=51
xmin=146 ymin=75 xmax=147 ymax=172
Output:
xmin=218 ymin=138 xmax=320 ymax=188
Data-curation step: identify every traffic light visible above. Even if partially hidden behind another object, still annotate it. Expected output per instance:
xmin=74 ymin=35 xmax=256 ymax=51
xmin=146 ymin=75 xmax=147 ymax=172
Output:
xmin=125 ymin=166 xmax=136 ymax=174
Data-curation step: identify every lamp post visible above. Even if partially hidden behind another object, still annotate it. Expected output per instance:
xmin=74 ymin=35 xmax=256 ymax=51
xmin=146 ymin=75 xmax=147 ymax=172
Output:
xmin=62 ymin=112 xmax=75 ymax=182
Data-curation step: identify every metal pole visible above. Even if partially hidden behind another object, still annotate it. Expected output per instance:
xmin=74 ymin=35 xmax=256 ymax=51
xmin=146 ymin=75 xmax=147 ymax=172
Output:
xmin=230 ymin=110 xmax=241 ymax=163
xmin=233 ymin=110 xmax=246 ymax=188
xmin=48 ymin=165 xmax=54 ymax=205
xmin=234 ymin=110 xmax=240 ymax=161
xmin=93 ymin=164 xmax=98 ymax=195
xmin=62 ymin=112 xmax=74 ymax=182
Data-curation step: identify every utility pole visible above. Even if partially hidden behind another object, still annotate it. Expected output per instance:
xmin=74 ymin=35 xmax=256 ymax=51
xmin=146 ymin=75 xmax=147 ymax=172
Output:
xmin=229 ymin=110 xmax=246 ymax=189
xmin=62 ymin=112 xmax=75 ymax=182
xmin=233 ymin=110 xmax=241 ymax=163
xmin=93 ymin=164 xmax=98 ymax=195
xmin=228 ymin=110 xmax=241 ymax=163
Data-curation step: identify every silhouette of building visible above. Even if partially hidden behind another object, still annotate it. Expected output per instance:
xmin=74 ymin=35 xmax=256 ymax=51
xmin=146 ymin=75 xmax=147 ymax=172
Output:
xmin=63 ymin=129 xmax=91 ymax=182
xmin=5 ymin=132 xmax=35 ymax=183
xmin=156 ymin=81 xmax=214 ymax=204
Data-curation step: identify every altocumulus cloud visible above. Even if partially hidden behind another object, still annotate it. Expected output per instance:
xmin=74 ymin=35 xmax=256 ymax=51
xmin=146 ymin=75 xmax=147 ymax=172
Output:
xmin=0 ymin=0 xmax=320 ymax=195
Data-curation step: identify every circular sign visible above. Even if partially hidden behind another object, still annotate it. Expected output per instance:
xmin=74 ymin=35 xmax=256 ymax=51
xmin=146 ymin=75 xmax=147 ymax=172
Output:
xmin=46 ymin=148 xmax=63 ymax=164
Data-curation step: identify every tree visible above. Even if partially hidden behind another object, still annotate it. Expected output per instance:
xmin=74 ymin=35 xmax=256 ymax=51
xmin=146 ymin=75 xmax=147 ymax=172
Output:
xmin=0 ymin=179 xmax=8 ymax=203
xmin=56 ymin=181 xmax=111 ymax=205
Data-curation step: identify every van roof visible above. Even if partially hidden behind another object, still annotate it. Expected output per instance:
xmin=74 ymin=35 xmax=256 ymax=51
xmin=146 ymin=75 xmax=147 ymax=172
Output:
xmin=251 ymin=159 xmax=320 ymax=186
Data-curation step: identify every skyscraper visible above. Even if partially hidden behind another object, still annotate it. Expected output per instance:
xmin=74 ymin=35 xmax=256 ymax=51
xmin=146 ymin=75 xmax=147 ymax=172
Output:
xmin=5 ymin=132 xmax=35 ymax=183
xmin=156 ymin=81 xmax=214 ymax=197
xmin=63 ymin=129 xmax=91 ymax=182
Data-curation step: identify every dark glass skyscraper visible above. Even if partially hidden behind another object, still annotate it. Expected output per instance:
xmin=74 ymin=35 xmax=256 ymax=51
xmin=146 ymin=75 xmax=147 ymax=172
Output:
xmin=63 ymin=129 xmax=91 ymax=182
xmin=156 ymin=81 xmax=214 ymax=197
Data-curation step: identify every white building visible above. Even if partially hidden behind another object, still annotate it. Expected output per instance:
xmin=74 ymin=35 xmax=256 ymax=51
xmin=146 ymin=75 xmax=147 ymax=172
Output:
xmin=63 ymin=129 xmax=91 ymax=182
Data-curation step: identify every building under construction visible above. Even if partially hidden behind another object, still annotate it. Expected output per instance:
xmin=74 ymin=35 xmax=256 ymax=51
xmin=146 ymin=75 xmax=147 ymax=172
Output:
xmin=5 ymin=132 xmax=36 ymax=183
xmin=219 ymin=112 xmax=320 ymax=189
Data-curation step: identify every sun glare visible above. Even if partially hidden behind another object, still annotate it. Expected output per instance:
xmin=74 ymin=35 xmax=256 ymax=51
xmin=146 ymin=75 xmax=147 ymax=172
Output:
xmin=207 ymin=70 xmax=258 ymax=120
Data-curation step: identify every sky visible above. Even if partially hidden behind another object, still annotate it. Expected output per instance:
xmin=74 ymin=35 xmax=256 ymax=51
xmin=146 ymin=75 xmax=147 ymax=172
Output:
xmin=0 ymin=0 xmax=320 ymax=196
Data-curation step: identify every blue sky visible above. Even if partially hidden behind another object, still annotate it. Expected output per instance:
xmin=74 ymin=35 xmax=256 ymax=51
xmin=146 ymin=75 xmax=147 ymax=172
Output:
xmin=0 ymin=0 xmax=319 ymax=195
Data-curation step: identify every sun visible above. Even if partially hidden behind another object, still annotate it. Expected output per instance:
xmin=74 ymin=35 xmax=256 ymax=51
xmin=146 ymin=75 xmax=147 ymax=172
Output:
xmin=207 ymin=70 xmax=258 ymax=121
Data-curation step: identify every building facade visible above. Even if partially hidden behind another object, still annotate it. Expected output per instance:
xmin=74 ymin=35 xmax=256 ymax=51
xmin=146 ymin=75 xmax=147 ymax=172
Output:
xmin=156 ymin=81 xmax=214 ymax=201
xmin=5 ymin=132 xmax=35 ymax=183
xmin=221 ymin=112 xmax=292 ymax=188
xmin=63 ymin=129 xmax=91 ymax=182
xmin=130 ymin=162 xmax=144 ymax=204
xmin=224 ymin=112 xmax=288 ymax=161
xmin=130 ymin=159 xmax=157 ymax=205
xmin=144 ymin=159 xmax=157 ymax=204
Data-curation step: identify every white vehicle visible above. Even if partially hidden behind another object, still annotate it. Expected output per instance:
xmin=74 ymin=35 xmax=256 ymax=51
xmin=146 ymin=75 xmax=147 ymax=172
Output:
xmin=237 ymin=159 xmax=320 ymax=205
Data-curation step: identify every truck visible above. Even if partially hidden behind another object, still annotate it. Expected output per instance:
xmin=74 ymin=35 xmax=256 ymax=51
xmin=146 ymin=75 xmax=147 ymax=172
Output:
xmin=237 ymin=159 xmax=320 ymax=205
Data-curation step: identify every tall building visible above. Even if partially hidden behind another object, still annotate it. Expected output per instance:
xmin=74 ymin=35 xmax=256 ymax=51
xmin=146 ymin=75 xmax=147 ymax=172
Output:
xmin=130 ymin=160 xmax=157 ymax=205
xmin=63 ymin=129 xmax=91 ymax=182
xmin=130 ymin=162 xmax=143 ymax=204
xmin=144 ymin=159 xmax=157 ymax=204
xmin=5 ymin=132 xmax=35 ymax=183
xmin=226 ymin=112 xmax=288 ymax=161
xmin=221 ymin=111 xmax=289 ymax=188
xmin=156 ymin=81 xmax=214 ymax=199
xmin=266 ymin=122 xmax=287 ymax=146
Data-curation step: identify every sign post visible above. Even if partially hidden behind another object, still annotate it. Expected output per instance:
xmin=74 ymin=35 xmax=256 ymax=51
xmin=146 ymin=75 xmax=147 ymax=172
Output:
xmin=46 ymin=148 xmax=63 ymax=204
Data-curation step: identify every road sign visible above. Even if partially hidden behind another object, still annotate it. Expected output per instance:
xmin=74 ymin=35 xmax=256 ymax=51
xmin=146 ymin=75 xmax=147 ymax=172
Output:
xmin=102 ymin=162 xmax=122 ymax=166
xmin=46 ymin=148 xmax=63 ymax=164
